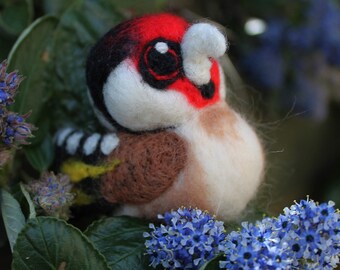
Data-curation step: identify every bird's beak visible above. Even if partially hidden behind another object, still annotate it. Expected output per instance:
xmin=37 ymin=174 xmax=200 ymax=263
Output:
xmin=181 ymin=23 xmax=227 ymax=94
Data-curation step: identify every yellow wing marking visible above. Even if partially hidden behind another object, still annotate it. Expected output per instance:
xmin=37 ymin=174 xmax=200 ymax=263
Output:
xmin=61 ymin=159 xmax=120 ymax=183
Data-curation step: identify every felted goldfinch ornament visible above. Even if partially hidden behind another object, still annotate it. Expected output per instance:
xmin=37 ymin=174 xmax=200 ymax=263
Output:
xmin=56 ymin=13 xmax=264 ymax=221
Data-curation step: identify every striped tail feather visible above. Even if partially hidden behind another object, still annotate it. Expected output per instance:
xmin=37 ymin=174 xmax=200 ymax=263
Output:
xmin=54 ymin=127 xmax=119 ymax=216
xmin=55 ymin=127 xmax=120 ymax=164
xmin=54 ymin=127 xmax=121 ymax=207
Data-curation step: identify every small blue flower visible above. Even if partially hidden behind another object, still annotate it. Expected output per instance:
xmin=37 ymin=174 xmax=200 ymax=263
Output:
xmin=1 ymin=112 xmax=35 ymax=147
xmin=144 ymin=208 xmax=226 ymax=269
xmin=5 ymin=127 xmax=14 ymax=137
xmin=0 ymin=90 xmax=12 ymax=106
xmin=0 ymin=60 xmax=21 ymax=107
xmin=7 ymin=113 xmax=24 ymax=123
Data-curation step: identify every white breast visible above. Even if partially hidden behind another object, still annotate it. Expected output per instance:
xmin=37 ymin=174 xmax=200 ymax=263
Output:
xmin=175 ymin=101 xmax=264 ymax=220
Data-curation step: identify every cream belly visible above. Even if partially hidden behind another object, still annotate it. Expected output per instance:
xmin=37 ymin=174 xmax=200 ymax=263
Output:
xmin=116 ymin=102 xmax=264 ymax=220
xmin=176 ymin=102 xmax=264 ymax=219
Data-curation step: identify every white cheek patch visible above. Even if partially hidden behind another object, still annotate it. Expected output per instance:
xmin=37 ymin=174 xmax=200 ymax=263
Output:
xmin=100 ymin=134 xmax=119 ymax=155
xmin=102 ymin=59 xmax=195 ymax=131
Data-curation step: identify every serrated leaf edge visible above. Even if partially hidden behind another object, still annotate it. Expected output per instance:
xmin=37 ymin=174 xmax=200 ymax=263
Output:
xmin=84 ymin=216 xmax=150 ymax=235
xmin=84 ymin=216 xmax=151 ymax=269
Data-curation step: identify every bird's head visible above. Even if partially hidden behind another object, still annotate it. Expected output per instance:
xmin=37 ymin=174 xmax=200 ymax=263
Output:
xmin=86 ymin=13 xmax=228 ymax=131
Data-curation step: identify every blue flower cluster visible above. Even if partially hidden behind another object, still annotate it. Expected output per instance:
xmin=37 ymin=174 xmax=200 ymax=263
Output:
xmin=241 ymin=0 xmax=340 ymax=120
xmin=219 ymin=218 xmax=291 ymax=269
xmin=144 ymin=208 xmax=226 ymax=269
xmin=144 ymin=199 xmax=340 ymax=269
xmin=0 ymin=60 xmax=35 ymax=148
xmin=0 ymin=61 xmax=20 ymax=107
xmin=1 ymin=111 xmax=34 ymax=146
xmin=27 ymin=172 xmax=75 ymax=219
xmin=220 ymin=199 xmax=340 ymax=269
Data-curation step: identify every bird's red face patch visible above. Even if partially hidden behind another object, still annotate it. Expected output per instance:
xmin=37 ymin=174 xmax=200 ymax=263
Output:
xmin=167 ymin=60 xmax=221 ymax=109
xmin=131 ymin=13 xmax=221 ymax=109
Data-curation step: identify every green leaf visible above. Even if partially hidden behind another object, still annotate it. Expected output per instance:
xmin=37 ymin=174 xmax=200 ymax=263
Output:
xmin=48 ymin=0 xmax=123 ymax=130
xmin=12 ymin=216 xmax=110 ymax=270
xmin=7 ymin=16 xmax=58 ymax=173
xmin=6 ymin=2 xmax=123 ymax=173
xmin=224 ymin=221 xmax=240 ymax=233
xmin=85 ymin=216 xmax=150 ymax=270
xmin=0 ymin=0 xmax=33 ymax=35
xmin=8 ymin=15 xmax=59 ymax=124
xmin=19 ymin=182 xmax=36 ymax=219
xmin=0 ymin=189 xmax=26 ymax=252
xmin=24 ymin=133 xmax=54 ymax=172
xmin=199 ymin=255 xmax=223 ymax=270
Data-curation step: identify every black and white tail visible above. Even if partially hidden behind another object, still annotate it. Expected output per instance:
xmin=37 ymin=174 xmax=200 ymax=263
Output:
xmin=55 ymin=127 xmax=120 ymax=163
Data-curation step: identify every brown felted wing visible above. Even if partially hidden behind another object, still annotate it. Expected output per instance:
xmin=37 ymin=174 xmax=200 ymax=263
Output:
xmin=100 ymin=130 xmax=187 ymax=204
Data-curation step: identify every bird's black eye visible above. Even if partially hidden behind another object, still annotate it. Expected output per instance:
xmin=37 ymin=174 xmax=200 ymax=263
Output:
xmin=139 ymin=38 xmax=182 ymax=89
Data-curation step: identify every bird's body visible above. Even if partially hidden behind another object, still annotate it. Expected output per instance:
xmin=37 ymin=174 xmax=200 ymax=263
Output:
xmin=57 ymin=13 xmax=264 ymax=221
xmin=106 ymin=101 xmax=264 ymax=220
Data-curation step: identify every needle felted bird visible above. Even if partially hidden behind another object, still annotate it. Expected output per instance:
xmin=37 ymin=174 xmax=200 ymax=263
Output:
xmin=56 ymin=13 xmax=264 ymax=221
